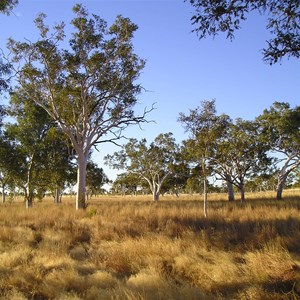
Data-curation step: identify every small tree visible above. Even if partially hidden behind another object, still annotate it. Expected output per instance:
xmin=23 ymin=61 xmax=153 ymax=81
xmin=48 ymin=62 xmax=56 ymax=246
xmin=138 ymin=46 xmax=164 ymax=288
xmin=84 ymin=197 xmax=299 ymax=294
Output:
xmin=179 ymin=100 xmax=229 ymax=217
xmin=187 ymin=0 xmax=300 ymax=64
xmin=7 ymin=90 xmax=74 ymax=207
xmin=86 ymin=161 xmax=109 ymax=199
xmin=8 ymin=4 xmax=151 ymax=209
xmin=105 ymin=133 xmax=179 ymax=201
xmin=112 ymin=172 xmax=140 ymax=196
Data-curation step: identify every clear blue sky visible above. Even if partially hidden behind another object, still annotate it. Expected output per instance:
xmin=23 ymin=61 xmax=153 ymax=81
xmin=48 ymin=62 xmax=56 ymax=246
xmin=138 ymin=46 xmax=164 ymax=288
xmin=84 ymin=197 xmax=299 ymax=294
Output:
xmin=1 ymin=0 xmax=299 ymax=182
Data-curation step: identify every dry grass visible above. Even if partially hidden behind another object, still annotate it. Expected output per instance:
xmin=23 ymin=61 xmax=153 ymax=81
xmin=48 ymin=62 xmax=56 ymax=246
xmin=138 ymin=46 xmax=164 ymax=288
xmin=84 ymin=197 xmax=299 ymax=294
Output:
xmin=0 ymin=192 xmax=299 ymax=299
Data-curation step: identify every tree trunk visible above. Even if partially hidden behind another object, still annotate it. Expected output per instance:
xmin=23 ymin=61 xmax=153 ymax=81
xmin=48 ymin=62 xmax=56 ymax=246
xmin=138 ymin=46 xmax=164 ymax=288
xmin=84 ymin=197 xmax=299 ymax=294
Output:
xmin=240 ymin=184 xmax=245 ymax=203
xmin=76 ymin=154 xmax=88 ymax=210
xmin=276 ymin=172 xmax=288 ymax=200
xmin=203 ymin=178 xmax=208 ymax=218
xmin=226 ymin=180 xmax=235 ymax=201
xmin=54 ymin=186 xmax=62 ymax=204
xmin=153 ymin=191 xmax=160 ymax=201
xmin=152 ymin=182 xmax=160 ymax=201
xmin=1 ymin=182 xmax=5 ymax=204
xmin=25 ymin=153 xmax=34 ymax=208
xmin=26 ymin=196 xmax=33 ymax=208
xmin=276 ymin=158 xmax=300 ymax=200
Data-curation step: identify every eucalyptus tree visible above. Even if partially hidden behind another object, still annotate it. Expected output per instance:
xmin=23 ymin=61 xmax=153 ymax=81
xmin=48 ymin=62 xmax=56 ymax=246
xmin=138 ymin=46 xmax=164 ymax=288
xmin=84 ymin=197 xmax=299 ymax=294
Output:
xmin=7 ymin=88 xmax=75 ymax=207
xmin=256 ymin=102 xmax=300 ymax=200
xmin=7 ymin=4 xmax=150 ymax=209
xmin=7 ymin=90 xmax=55 ymax=207
xmin=211 ymin=118 xmax=271 ymax=202
xmin=112 ymin=172 xmax=141 ymax=195
xmin=105 ymin=133 xmax=179 ymax=201
xmin=179 ymin=100 xmax=229 ymax=216
xmin=187 ymin=0 xmax=300 ymax=64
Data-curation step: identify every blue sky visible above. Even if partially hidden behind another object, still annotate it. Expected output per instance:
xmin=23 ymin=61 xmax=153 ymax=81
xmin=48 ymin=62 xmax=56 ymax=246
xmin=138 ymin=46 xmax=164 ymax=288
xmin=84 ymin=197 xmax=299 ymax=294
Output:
xmin=1 ymin=0 xmax=299 ymax=181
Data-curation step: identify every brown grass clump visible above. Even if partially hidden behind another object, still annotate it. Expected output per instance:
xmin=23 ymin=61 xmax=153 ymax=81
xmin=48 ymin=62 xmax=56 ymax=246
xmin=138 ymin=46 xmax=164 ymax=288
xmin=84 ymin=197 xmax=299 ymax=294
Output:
xmin=0 ymin=192 xmax=299 ymax=299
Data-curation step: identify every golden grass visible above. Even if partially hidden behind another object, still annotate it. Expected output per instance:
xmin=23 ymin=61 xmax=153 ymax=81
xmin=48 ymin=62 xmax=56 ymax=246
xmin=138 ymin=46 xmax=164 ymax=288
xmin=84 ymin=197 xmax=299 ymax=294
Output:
xmin=0 ymin=192 xmax=299 ymax=299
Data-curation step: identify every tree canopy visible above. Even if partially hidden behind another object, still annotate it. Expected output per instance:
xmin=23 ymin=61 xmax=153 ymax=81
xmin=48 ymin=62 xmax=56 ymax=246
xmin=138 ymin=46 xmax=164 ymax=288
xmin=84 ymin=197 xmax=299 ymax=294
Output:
xmin=187 ymin=0 xmax=300 ymax=64
xmin=105 ymin=133 xmax=179 ymax=201
xmin=8 ymin=4 xmax=151 ymax=209
xmin=256 ymin=102 xmax=300 ymax=199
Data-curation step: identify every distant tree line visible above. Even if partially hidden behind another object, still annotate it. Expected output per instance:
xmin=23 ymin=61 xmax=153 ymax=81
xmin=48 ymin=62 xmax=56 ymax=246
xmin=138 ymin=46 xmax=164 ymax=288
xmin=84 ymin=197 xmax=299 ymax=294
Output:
xmin=106 ymin=100 xmax=300 ymax=208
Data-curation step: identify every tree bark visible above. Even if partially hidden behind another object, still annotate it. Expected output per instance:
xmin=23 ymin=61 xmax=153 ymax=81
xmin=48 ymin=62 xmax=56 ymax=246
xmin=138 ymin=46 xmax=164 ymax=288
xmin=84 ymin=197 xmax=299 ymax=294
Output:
xmin=152 ymin=182 xmax=160 ymax=201
xmin=1 ymin=182 xmax=6 ymax=204
xmin=54 ymin=186 xmax=62 ymax=204
xmin=25 ymin=184 xmax=33 ymax=208
xmin=25 ymin=196 xmax=33 ymax=208
xmin=76 ymin=154 xmax=88 ymax=210
xmin=276 ymin=172 xmax=289 ymax=200
xmin=240 ymin=184 xmax=245 ymax=203
xmin=226 ymin=180 xmax=235 ymax=201
xmin=203 ymin=177 xmax=208 ymax=218
xmin=153 ymin=191 xmax=160 ymax=201
xmin=25 ymin=153 xmax=34 ymax=208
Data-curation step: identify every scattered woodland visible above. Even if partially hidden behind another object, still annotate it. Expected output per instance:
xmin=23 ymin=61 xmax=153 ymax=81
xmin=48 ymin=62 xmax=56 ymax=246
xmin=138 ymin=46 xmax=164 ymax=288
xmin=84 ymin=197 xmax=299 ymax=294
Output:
xmin=0 ymin=1 xmax=300 ymax=299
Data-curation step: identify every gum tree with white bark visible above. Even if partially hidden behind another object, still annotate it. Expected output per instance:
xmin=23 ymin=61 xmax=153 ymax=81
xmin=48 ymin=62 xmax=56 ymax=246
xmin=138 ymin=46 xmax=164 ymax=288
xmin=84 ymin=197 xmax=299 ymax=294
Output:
xmin=256 ymin=102 xmax=300 ymax=200
xmin=7 ymin=4 xmax=151 ymax=209
xmin=178 ymin=100 xmax=228 ymax=217
xmin=105 ymin=133 xmax=179 ymax=201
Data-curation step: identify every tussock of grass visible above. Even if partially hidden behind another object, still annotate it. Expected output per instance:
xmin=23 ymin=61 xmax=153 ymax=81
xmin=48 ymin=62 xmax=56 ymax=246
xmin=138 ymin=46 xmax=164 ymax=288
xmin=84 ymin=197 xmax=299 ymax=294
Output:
xmin=0 ymin=193 xmax=299 ymax=299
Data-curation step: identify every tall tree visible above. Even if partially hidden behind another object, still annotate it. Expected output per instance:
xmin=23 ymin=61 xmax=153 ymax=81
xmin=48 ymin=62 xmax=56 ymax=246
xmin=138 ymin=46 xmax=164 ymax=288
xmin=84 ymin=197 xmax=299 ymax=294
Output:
xmin=105 ymin=133 xmax=179 ymax=201
xmin=256 ymin=102 xmax=300 ymax=200
xmin=7 ymin=4 xmax=151 ymax=209
xmin=187 ymin=0 xmax=300 ymax=64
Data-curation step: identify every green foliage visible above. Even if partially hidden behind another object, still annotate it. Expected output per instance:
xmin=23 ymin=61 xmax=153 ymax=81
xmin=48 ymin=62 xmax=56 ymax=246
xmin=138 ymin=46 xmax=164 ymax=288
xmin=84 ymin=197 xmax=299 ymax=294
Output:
xmin=86 ymin=161 xmax=109 ymax=197
xmin=7 ymin=4 xmax=150 ymax=208
xmin=6 ymin=90 xmax=74 ymax=205
xmin=187 ymin=0 xmax=300 ymax=64
xmin=105 ymin=133 xmax=179 ymax=200
xmin=256 ymin=102 xmax=300 ymax=199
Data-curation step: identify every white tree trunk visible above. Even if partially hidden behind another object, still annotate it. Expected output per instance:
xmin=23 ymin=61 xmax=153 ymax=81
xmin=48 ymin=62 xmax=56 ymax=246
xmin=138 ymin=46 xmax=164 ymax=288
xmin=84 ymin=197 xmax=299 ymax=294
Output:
xmin=54 ymin=186 xmax=62 ymax=204
xmin=226 ymin=180 xmax=235 ymax=201
xmin=276 ymin=172 xmax=289 ymax=200
xmin=76 ymin=154 xmax=88 ymax=210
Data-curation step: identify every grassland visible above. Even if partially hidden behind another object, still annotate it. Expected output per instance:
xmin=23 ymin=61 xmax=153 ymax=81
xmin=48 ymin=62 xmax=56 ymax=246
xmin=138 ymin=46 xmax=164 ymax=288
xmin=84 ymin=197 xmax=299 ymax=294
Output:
xmin=0 ymin=191 xmax=299 ymax=299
